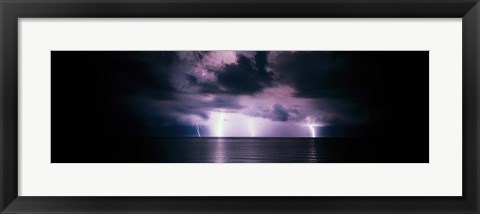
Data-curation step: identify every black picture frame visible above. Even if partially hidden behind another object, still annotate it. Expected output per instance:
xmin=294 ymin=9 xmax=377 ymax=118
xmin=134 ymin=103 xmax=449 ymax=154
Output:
xmin=1 ymin=0 xmax=479 ymax=213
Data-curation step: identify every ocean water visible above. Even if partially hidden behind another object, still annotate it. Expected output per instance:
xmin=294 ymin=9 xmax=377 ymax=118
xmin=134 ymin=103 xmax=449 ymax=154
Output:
xmin=53 ymin=138 xmax=428 ymax=163
xmin=128 ymin=138 xmax=427 ymax=163
xmin=149 ymin=138 xmax=328 ymax=163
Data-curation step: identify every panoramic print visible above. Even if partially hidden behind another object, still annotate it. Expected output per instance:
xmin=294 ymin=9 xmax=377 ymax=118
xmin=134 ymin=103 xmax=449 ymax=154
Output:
xmin=51 ymin=51 xmax=428 ymax=163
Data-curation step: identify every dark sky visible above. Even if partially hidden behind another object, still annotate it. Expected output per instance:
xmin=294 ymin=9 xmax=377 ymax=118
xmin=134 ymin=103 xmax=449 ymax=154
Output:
xmin=52 ymin=51 xmax=429 ymax=138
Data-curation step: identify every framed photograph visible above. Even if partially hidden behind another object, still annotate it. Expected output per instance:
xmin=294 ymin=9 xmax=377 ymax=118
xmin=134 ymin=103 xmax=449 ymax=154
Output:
xmin=1 ymin=0 xmax=478 ymax=213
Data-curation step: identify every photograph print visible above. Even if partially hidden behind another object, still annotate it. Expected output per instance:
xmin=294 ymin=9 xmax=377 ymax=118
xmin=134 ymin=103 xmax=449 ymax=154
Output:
xmin=51 ymin=51 xmax=428 ymax=163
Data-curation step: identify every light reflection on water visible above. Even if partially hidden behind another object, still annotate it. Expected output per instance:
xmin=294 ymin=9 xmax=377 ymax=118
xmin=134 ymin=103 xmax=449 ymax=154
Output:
xmin=151 ymin=138 xmax=330 ymax=163
xmin=214 ymin=138 xmax=226 ymax=163
xmin=308 ymin=140 xmax=318 ymax=163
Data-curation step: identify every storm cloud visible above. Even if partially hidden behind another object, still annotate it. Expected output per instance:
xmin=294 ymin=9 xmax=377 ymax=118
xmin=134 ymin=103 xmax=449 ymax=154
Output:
xmin=51 ymin=51 xmax=428 ymax=138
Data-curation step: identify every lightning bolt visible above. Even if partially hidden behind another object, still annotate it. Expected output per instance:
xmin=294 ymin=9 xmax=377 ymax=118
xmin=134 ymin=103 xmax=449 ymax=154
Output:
xmin=249 ymin=118 xmax=256 ymax=137
xmin=216 ymin=111 xmax=225 ymax=137
xmin=308 ymin=124 xmax=316 ymax=138
xmin=196 ymin=123 xmax=201 ymax=137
